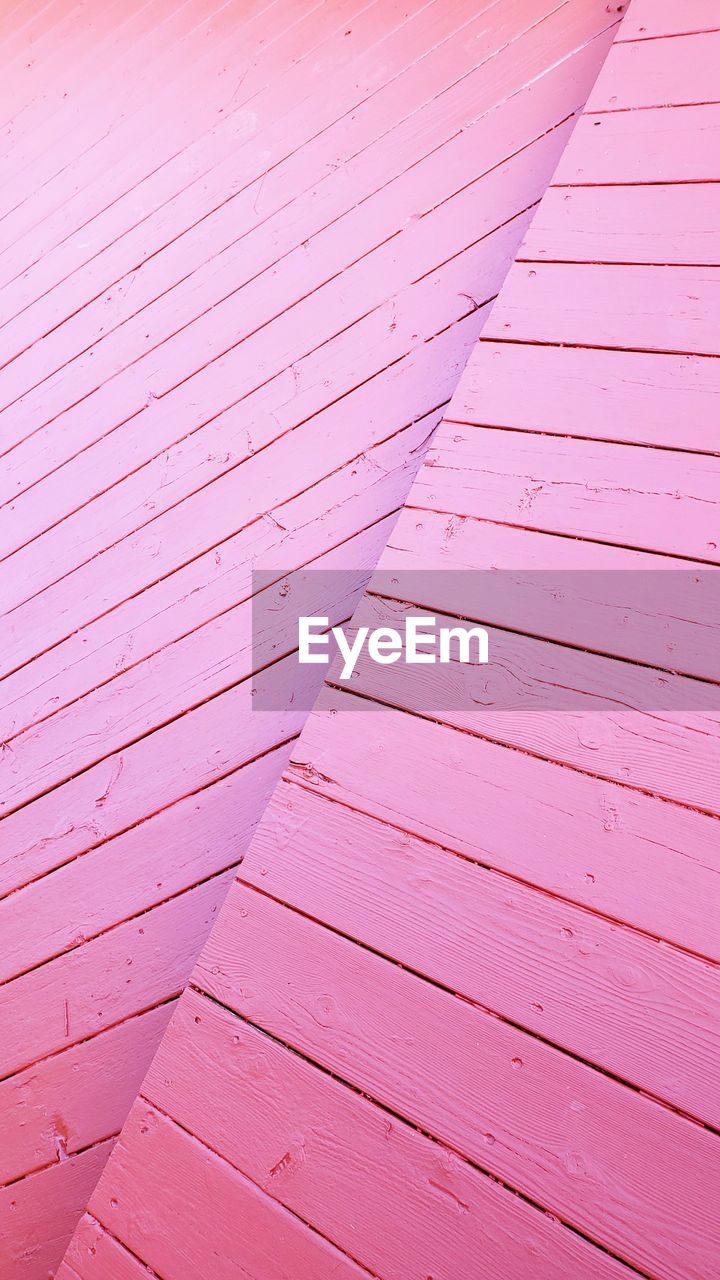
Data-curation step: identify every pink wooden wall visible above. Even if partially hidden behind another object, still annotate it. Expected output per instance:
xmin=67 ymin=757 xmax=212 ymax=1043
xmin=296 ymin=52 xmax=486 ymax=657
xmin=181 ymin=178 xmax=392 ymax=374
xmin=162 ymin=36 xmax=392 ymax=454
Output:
xmin=0 ymin=1 xmax=624 ymax=1274
xmin=55 ymin=2 xmax=720 ymax=1279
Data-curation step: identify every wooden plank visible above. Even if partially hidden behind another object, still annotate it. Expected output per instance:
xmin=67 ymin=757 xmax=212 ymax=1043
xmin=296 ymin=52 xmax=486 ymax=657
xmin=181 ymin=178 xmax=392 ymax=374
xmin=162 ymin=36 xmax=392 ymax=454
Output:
xmin=0 ymin=26 xmax=597 ymax=482
xmin=344 ymin=594 xmax=720 ymax=816
xmin=0 ymin=134 xmax=559 ymax=573
xmin=245 ymin=782 xmax=720 ymax=1125
xmin=142 ymin=987 xmax=635 ymax=1280
xmin=0 ymin=3 xmax=627 ymax=1269
xmin=552 ymin=102 xmax=720 ymax=184
xmin=448 ymin=339 xmax=720 ymax=452
xmin=414 ymin=422 xmax=720 ymax=560
xmin=482 ymin=260 xmax=720 ymax=355
xmin=0 ymin=653 xmax=307 ymax=894
xmin=0 ymin=235 xmax=499 ymax=654
xmin=0 ymin=748 xmax=288 ymax=978
xmin=0 ymin=1004 xmax=175 ymax=1185
xmin=0 ymin=520 xmax=386 ymax=815
xmin=0 ymin=875 xmax=228 ymax=1081
xmin=0 ymin=34 xmax=591 ymax=438
xmin=0 ymin=400 xmax=444 ymax=743
xmin=586 ymin=30 xmax=720 ymax=110
xmin=59 ymin=1216 xmax=155 ymax=1280
xmin=0 ymin=269 xmax=473 ymax=578
xmin=197 ymin=883 xmax=720 ymax=1280
xmin=1 ymin=0 xmax=366 ymax=232
xmin=520 ymin=183 xmax=720 ymax=264
xmin=0 ymin=0 xmax=340 ymax=267
xmin=380 ymin=506 xmax=720 ymax=681
xmin=616 ymin=0 xmax=720 ymax=41
xmin=1 ymin=0 xmax=234 ymax=228
xmin=293 ymin=690 xmax=720 ymax=961
xmin=90 ymin=1102 xmax=374 ymax=1280
xmin=0 ymin=0 xmax=516 ymax=326
xmin=0 ymin=1141 xmax=114 ymax=1280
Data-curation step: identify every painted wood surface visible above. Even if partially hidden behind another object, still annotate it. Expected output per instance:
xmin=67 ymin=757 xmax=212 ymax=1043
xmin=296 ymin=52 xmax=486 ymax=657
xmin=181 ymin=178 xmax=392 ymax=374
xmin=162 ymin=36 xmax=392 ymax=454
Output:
xmin=57 ymin=4 xmax=720 ymax=1280
xmin=2 ymin=0 xmax=623 ymax=1274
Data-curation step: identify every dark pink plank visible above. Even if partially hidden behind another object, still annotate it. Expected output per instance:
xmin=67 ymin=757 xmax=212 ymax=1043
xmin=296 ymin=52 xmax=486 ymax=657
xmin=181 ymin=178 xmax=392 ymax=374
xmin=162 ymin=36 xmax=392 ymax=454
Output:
xmin=0 ymin=1140 xmax=114 ymax=1280
xmin=0 ymin=875 xmax=228 ymax=1080
xmin=90 ymin=1103 xmax=374 ymax=1280
xmin=59 ymin=1216 xmax=153 ymax=1280
xmin=196 ymin=883 xmax=720 ymax=1280
xmin=0 ymin=1004 xmax=174 ymax=1185
xmin=246 ymin=781 xmax=720 ymax=1124
xmin=142 ymin=987 xmax=634 ymax=1280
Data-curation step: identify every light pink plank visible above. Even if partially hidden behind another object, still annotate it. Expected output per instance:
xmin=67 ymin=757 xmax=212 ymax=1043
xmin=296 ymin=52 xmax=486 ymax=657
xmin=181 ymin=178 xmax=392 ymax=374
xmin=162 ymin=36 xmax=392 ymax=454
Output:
xmin=0 ymin=747 xmax=289 ymax=980
xmin=345 ymin=594 xmax=720 ymax=816
xmin=0 ymin=520 xmax=385 ymax=815
xmin=0 ymin=141 xmax=552 ymax=577
xmin=448 ymin=339 xmax=720 ymax=451
xmin=415 ymin=421 xmax=720 ymax=559
xmin=381 ymin=506 xmax=720 ymax=680
xmin=0 ymin=239 xmax=498 ymax=656
xmin=520 ymin=183 xmax=720 ymax=264
xmin=483 ymin=260 xmax=720 ymax=355
xmin=586 ymin=30 xmax=720 ymax=109
xmin=0 ymin=653 xmax=307 ymax=894
xmin=0 ymin=402 xmax=441 ymax=743
xmin=617 ymin=0 xmax=720 ymax=41
xmin=0 ymin=0 xmax=507 ymax=325
xmin=552 ymin=102 xmax=720 ymax=184
xmin=0 ymin=39 xmax=582 ymax=441
xmin=294 ymin=690 xmax=720 ymax=960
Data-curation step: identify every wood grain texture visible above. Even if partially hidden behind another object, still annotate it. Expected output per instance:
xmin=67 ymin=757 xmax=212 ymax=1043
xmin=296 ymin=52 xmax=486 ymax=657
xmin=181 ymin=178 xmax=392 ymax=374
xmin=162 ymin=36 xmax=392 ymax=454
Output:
xmin=196 ymin=884 xmax=720 ymax=1280
xmin=520 ymin=183 xmax=720 ymax=264
xmin=293 ymin=689 xmax=720 ymax=961
xmin=616 ymin=0 xmax=720 ymax=40
xmin=59 ymin=1216 xmax=154 ymax=1280
xmin=415 ymin=421 xmax=720 ymax=559
xmin=449 ymin=339 xmax=720 ymax=452
xmin=553 ymin=102 xmax=720 ymax=184
xmin=586 ymin=29 xmax=720 ymax=109
xmin=89 ymin=1102 xmax=376 ymax=1280
xmin=141 ymin=987 xmax=635 ymax=1280
xmin=483 ymin=260 xmax=720 ymax=355
xmin=0 ymin=1141 xmax=114 ymax=1280
xmin=343 ymin=595 xmax=720 ymax=816
xmin=53 ymin=8 xmax=720 ymax=1279
xmin=245 ymin=781 xmax=720 ymax=1125
xmin=3 ymin=1 xmax=622 ymax=1270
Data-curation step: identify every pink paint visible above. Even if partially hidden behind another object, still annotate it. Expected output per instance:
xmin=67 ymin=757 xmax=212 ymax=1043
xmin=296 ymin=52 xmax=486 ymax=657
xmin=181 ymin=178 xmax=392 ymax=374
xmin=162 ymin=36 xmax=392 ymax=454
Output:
xmin=1 ymin=1 xmax=623 ymax=1273
xmin=8 ymin=2 xmax=720 ymax=1278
